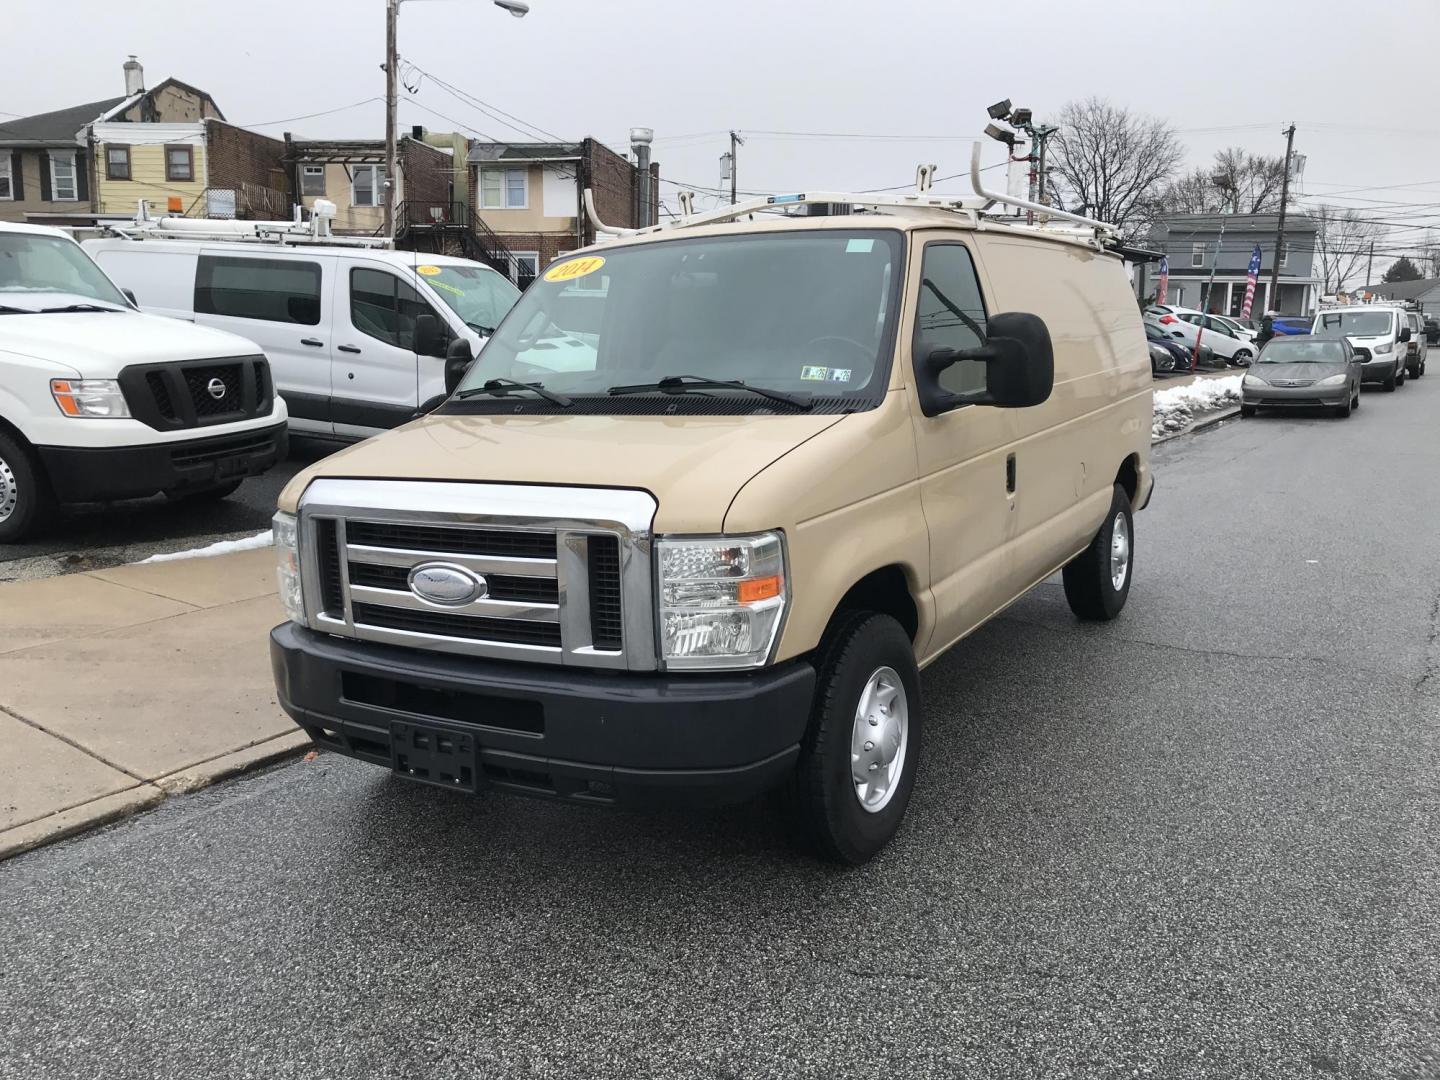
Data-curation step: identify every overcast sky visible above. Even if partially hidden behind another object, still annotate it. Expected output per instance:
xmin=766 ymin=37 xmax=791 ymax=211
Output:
xmin=5 ymin=0 xmax=1439 ymax=266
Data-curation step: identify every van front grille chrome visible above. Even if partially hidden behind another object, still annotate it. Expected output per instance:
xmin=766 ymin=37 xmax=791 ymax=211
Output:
xmin=296 ymin=479 xmax=657 ymax=671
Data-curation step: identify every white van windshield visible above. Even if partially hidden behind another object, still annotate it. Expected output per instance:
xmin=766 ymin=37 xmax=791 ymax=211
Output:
xmin=0 ymin=233 xmax=129 ymax=312
xmin=452 ymin=229 xmax=903 ymax=414
xmin=420 ymin=263 xmax=521 ymax=334
xmin=1315 ymin=310 xmax=1393 ymax=337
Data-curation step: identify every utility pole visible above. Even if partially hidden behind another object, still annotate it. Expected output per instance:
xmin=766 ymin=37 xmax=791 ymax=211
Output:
xmin=729 ymin=130 xmax=744 ymax=204
xmin=630 ymin=127 xmax=653 ymax=227
xmin=1193 ymin=216 xmax=1227 ymax=371
xmin=383 ymin=0 xmax=398 ymax=241
xmin=1267 ymin=123 xmax=1297 ymax=313
xmin=1366 ymin=240 xmax=1375 ymax=288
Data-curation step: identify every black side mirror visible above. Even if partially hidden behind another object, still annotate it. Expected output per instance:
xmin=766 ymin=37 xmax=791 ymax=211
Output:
xmin=1400 ymin=326 xmax=1412 ymax=343
xmin=444 ymin=336 xmax=475 ymax=395
xmin=121 ymin=287 xmax=138 ymax=307
xmin=415 ymin=313 xmax=446 ymax=357
xmin=916 ymin=311 xmax=1054 ymax=417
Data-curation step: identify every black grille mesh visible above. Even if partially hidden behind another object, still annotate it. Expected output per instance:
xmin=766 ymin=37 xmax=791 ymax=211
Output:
xmin=347 ymin=561 xmax=557 ymax=604
xmin=587 ymin=535 xmax=623 ymax=651
xmin=347 ymin=521 xmax=556 ymax=560
xmin=316 ymin=520 xmax=343 ymax=616
xmin=145 ymin=372 xmax=177 ymax=421
xmin=353 ymin=603 xmax=561 ymax=648
xmin=184 ymin=364 xmax=244 ymax=418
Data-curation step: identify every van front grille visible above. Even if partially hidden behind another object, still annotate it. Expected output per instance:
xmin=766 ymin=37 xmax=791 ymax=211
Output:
xmin=352 ymin=603 xmax=562 ymax=648
xmin=587 ymin=535 xmax=623 ymax=651
xmin=346 ymin=521 xmax=556 ymax=560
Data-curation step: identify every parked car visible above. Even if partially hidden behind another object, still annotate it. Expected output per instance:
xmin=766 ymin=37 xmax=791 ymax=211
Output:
xmin=1423 ymin=315 xmax=1439 ymax=345
xmin=1241 ymin=335 xmax=1364 ymax=418
xmin=1174 ymin=310 xmax=1256 ymax=365
xmin=1312 ymin=305 xmax=1409 ymax=390
xmin=0 ymin=222 xmax=287 ymax=542
xmin=85 ymin=232 xmax=521 ymax=443
xmin=1403 ymin=310 xmax=1428 ymax=377
xmin=1271 ymin=314 xmax=1313 ymax=337
xmin=1144 ymin=322 xmax=1215 ymax=373
xmin=270 ymin=205 xmax=1155 ymax=864
xmin=1209 ymin=313 xmax=1258 ymax=343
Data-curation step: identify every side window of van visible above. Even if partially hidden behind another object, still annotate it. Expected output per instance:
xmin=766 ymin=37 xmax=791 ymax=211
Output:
xmin=915 ymin=243 xmax=989 ymax=397
xmin=195 ymin=255 xmax=321 ymax=325
xmin=351 ymin=268 xmax=439 ymax=353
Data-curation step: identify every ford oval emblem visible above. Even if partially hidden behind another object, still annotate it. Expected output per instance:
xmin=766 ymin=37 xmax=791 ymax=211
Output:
xmin=407 ymin=563 xmax=486 ymax=606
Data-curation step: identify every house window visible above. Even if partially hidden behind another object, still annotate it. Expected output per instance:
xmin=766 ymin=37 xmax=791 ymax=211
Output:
xmin=1279 ymin=241 xmax=1289 ymax=269
xmin=481 ymin=168 xmax=527 ymax=209
xmin=1191 ymin=242 xmax=1206 ymax=268
xmin=352 ymin=165 xmax=386 ymax=208
xmin=0 ymin=155 xmax=12 ymax=200
xmin=165 ymin=145 xmax=194 ymax=183
xmin=300 ymin=165 xmax=326 ymax=197
xmin=50 ymin=152 xmax=78 ymax=201
xmin=510 ymin=251 xmax=540 ymax=282
xmin=106 ymin=145 xmax=131 ymax=181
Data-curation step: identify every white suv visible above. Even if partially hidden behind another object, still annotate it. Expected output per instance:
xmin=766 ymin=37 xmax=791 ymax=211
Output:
xmin=0 ymin=222 xmax=288 ymax=542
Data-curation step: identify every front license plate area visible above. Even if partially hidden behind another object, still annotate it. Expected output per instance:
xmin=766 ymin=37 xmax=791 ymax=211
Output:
xmin=390 ymin=721 xmax=479 ymax=793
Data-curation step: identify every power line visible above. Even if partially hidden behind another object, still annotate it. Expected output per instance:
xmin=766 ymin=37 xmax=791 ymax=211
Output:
xmin=236 ymin=97 xmax=384 ymax=128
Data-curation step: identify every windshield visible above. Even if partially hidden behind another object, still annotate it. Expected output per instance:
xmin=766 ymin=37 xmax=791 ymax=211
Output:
xmin=1314 ymin=310 xmax=1393 ymax=337
xmin=0 ymin=232 xmax=129 ymax=310
xmin=1258 ymin=338 xmax=1348 ymax=364
xmin=452 ymin=229 xmax=903 ymax=413
xmin=419 ymin=262 xmax=520 ymax=334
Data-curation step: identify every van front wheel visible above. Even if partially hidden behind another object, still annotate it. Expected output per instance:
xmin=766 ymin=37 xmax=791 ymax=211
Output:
xmin=0 ymin=429 xmax=55 ymax=544
xmin=1062 ymin=484 xmax=1134 ymax=622
xmin=781 ymin=611 xmax=922 ymax=865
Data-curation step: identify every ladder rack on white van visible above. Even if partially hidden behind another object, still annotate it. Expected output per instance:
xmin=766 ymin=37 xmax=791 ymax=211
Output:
xmin=93 ymin=199 xmax=393 ymax=249
xmin=584 ymin=141 xmax=1121 ymax=248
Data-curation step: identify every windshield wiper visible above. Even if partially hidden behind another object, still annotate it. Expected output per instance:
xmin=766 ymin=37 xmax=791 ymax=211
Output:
xmin=40 ymin=303 xmax=123 ymax=314
xmin=465 ymin=321 xmax=496 ymax=335
xmin=607 ymin=374 xmax=812 ymax=410
xmin=0 ymin=305 xmax=34 ymax=314
xmin=454 ymin=377 xmax=572 ymax=407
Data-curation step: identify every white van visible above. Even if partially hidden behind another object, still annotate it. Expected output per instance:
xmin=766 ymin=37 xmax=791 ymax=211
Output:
xmin=0 ymin=222 xmax=288 ymax=542
xmin=1312 ymin=304 xmax=1411 ymax=390
xmin=85 ymin=237 xmax=522 ymax=442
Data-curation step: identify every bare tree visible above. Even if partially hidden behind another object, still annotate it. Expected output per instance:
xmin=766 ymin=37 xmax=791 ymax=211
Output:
xmin=1310 ymin=204 xmax=1382 ymax=292
xmin=1157 ymin=147 xmax=1287 ymax=215
xmin=1049 ymin=97 xmax=1184 ymax=241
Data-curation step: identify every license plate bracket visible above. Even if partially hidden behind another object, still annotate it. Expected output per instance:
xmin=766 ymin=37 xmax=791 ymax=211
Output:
xmin=389 ymin=720 xmax=480 ymax=793
xmin=215 ymin=455 xmax=246 ymax=479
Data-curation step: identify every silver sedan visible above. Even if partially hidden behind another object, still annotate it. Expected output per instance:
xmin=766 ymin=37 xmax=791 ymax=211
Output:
xmin=1240 ymin=336 xmax=1364 ymax=419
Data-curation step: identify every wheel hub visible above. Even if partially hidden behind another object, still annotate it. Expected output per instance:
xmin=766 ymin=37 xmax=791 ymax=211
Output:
xmin=0 ymin=454 xmax=17 ymax=524
xmin=1110 ymin=511 xmax=1130 ymax=591
xmin=850 ymin=666 xmax=909 ymax=814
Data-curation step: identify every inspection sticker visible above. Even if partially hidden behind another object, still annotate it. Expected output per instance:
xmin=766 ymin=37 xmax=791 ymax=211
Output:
xmin=544 ymin=255 xmax=606 ymax=283
xmin=801 ymin=365 xmax=830 ymax=381
xmin=416 ymin=265 xmax=443 ymax=276
xmin=830 ymin=368 xmax=852 ymax=382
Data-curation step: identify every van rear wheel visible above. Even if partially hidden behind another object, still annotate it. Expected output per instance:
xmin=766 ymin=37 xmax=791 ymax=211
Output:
xmin=0 ymin=430 xmax=55 ymax=544
xmin=780 ymin=611 xmax=922 ymax=865
xmin=1062 ymin=484 xmax=1134 ymax=622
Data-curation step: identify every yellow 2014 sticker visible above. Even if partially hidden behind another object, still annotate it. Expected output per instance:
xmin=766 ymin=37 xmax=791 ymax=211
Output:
xmin=416 ymin=265 xmax=443 ymax=276
xmin=544 ymin=255 xmax=605 ymax=283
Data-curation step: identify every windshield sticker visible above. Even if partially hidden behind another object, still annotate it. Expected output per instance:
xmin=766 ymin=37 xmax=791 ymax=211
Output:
xmin=428 ymin=280 xmax=465 ymax=298
xmin=544 ymin=255 xmax=606 ymax=283
xmin=845 ymin=238 xmax=875 ymax=254
xmin=830 ymin=368 xmax=852 ymax=382
xmin=416 ymin=265 xmax=443 ymax=276
xmin=801 ymin=365 xmax=830 ymax=381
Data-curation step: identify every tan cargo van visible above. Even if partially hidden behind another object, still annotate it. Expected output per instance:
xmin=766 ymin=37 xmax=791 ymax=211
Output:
xmin=269 ymin=166 xmax=1153 ymax=863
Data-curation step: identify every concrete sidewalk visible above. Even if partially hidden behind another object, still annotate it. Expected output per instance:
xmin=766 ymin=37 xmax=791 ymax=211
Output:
xmin=0 ymin=545 xmax=307 ymax=859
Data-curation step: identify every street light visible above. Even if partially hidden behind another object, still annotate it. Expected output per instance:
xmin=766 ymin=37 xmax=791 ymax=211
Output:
xmin=987 ymin=99 xmax=1012 ymax=121
xmin=984 ymin=122 xmax=1017 ymax=148
xmin=384 ymin=0 xmax=529 ymax=240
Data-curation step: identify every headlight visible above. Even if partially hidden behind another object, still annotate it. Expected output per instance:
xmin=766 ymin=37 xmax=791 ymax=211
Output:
xmin=51 ymin=378 xmax=130 ymax=418
xmin=1375 ymin=342 xmax=1393 ymax=354
xmin=1243 ymin=373 xmax=1267 ymax=386
xmin=273 ymin=511 xmax=305 ymax=624
xmin=1317 ymin=373 xmax=1347 ymax=386
xmin=657 ymin=532 xmax=787 ymax=670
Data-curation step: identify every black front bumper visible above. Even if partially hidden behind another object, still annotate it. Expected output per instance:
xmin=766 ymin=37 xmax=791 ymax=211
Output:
xmin=37 ymin=422 xmax=288 ymax=503
xmin=270 ymin=622 xmax=817 ymax=807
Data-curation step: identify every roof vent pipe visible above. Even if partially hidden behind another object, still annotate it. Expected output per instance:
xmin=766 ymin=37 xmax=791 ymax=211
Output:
xmin=123 ymin=55 xmax=145 ymax=96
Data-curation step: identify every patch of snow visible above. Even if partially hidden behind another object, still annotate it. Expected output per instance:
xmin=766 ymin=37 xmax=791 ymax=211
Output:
xmin=1152 ymin=375 xmax=1243 ymax=440
xmin=137 ymin=529 xmax=274 ymax=564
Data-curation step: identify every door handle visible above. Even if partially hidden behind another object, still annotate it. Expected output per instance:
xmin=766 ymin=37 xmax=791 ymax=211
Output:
xmin=300 ymin=338 xmax=325 ymax=347
xmin=337 ymin=345 xmax=362 ymax=354
xmin=1005 ymin=453 xmax=1016 ymax=494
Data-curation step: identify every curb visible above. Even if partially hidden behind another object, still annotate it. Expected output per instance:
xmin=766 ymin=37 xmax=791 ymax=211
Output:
xmin=1154 ymin=404 xmax=1242 ymax=446
xmin=0 ymin=730 xmax=312 ymax=862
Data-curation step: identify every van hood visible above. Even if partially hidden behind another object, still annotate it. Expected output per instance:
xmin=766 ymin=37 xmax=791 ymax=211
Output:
xmin=0 ymin=310 xmax=262 ymax=376
xmin=280 ymin=410 xmax=850 ymax=532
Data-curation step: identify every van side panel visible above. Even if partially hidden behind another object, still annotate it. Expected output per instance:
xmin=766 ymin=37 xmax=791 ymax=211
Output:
xmin=971 ymin=235 xmax=1151 ymax=578
xmin=87 ymin=245 xmax=199 ymax=322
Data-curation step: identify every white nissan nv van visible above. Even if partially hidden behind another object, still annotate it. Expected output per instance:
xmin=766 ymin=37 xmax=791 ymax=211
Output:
xmin=85 ymin=237 xmax=522 ymax=442
xmin=0 ymin=222 xmax=288 ymax=542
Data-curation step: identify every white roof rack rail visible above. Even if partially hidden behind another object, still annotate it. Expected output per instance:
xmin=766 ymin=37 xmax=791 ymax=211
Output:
xmin=583 ymin=141 xmax=1122 ymax=246
xmin=94 ymin=199 xmax=393 ymax=249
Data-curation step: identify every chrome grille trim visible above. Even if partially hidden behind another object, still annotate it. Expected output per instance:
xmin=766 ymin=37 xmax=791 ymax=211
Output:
xmin=297 ymin=479 xmax=656 ymax=670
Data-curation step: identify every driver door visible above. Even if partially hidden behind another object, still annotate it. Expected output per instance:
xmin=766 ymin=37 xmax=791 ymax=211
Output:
xmin=332 ymin=263 xmax=437 ymax=439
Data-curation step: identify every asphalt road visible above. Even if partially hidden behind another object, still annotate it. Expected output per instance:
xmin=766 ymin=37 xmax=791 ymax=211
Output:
xmin=3 ymin=380 xmax=1439 ymax=1079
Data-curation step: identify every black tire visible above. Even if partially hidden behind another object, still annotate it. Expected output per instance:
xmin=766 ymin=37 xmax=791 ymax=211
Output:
xmin=0 ymin=428 xmax=56 ymax=544
xmin=780 ymin=611 xmax=922 ymax=865
xmin=1240 ymin=403 xmax=1257 ymax=417
xmin=1062 ymin=484 xmax=1134 ymax=622
xmin=1397 ymin=365 xmax=1407 ymax=387
xmin=1384 ymin=372 xmax=1397 ymax=392
xmin=1351 ymin=388 xmax=1360 ymax=411
xmin=167 ymin=479 xmax=243 ymax=502
xmin=1335 ymin=393 xmax=1352 ymax=419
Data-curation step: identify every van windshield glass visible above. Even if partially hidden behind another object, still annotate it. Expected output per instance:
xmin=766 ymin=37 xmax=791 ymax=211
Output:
xmin=0 ymin=233 xmax=129 ymax=311
xmin=1315 ymin=310 xmax=1393 ymax=336
xmin=454 ymin=229 xmax=903 ymax=411
xmin=421 ymin=263 xmax=521 ymax=334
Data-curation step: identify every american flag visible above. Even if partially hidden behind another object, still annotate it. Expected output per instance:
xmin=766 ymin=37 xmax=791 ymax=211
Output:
xmin=1240 ymin=244 xmax=1263 ymax=318
xmin=1156 ymin=257 xmax=1168 ymax=305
